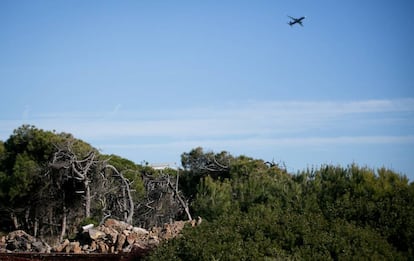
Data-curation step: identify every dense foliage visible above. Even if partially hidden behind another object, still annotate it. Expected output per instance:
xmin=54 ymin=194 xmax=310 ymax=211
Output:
xmin=1 ymin=127 xmax=413 ymax=259
xmin=147 ymin=148 xmax=414 ymax=260
xmin=0 ymin=125 xmax=186 ymax=241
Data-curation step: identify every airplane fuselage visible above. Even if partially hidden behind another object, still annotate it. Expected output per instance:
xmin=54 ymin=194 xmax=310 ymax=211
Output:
xmin=288 ymin=16 xmax=305 ymax=26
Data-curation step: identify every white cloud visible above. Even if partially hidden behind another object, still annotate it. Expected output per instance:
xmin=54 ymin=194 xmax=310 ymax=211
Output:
xmin=2 ymin=98 xmax=413 ymax=175
xmin=99 ymin=135 xmax=414 ymax=151
xmin=1 ymin=98 xmax=413 ymax=145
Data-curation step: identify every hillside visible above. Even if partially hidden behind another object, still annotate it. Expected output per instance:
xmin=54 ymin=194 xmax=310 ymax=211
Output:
xmin=1 ymin=125 xmax=413 ymax=260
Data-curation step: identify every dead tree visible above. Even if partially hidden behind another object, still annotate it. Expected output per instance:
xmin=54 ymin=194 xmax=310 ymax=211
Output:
xmin=50 ymin=143 xmax=98 ymax=218
xmin=167 ymin=172 xmax=192 ymax=221
xmin=136 ymin=170 xmax=192 ymax=228
xmin=103 ymin=164 xmax=135 ymax=224
xmin=48 ymin=140 xmax=135 ymax=240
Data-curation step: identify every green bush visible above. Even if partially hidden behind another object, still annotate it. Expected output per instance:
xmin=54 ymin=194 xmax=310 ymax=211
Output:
xmin=147 ymin=151 xmax=413 ymax=260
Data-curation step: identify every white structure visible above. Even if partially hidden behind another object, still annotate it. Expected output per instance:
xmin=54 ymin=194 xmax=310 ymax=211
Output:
xmin=150 ymin=162 xmax=177 ymax=170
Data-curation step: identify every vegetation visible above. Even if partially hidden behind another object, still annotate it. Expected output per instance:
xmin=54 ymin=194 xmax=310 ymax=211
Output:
xmin=1 ymin=126 xmax=413 ymax=259
xmin=0 ymin=125 xmax=188 ymax=242
xmin=146 ymin=148 xmax=414 ymax=260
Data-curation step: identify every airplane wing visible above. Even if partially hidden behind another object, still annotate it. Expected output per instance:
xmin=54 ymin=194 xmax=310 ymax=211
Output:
xmin=287 ymin=15 xmax=295 ymax=20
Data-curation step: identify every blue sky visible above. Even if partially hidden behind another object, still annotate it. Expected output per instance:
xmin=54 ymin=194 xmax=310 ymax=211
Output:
xmin=1 ymin=1 xmax=414 ymax=178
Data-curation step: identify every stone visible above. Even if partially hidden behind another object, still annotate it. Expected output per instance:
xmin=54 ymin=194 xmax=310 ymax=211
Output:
xmin=69 ymin=242 xmax=82 ymax=254
xmin=132 ymin=227 xmax=149 ymax=235
xmin=88 ymin=228 xmax=106 ymax=240
xmin=97 ymin=241 xmax=108 ymax=253
xmin=103 ymin=227 xmax=118 ymax=244
xmin=7 ymin=230 xmax=35 ymax=242
xmin=148 ymin=235 xmax=159 ymax=247
xmin=73 ymin=245 xmax=82 ymax=254
xmin=127 ymin=232 xmax=138 ymax=245
xmin=161 ymin=225 xmax=173 ymax=240
xmin=32 ymin=241 xmax=46 ymax=253
xmin=116 ymin=234 xmax=126 ymax=251
xmin=104 ymin=219 xmax=129 ymax=233
xmin=5 ymin=241 xmax=17 ymax=251
xmin=0 ymin=218 xmax=197 ymax=255
xmin=54 ymin=239 xmax=69 ymax=252
xmin=65 ymin=243 xmax=71 ymax=253
xmin=90 ymin=241 xmax=97 ymax=251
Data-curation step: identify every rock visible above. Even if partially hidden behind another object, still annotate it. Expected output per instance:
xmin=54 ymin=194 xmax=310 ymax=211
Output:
xmin=90 ymin=241 xmax=97 ymax=251
xmin=7 ymin=230 xmax=35 ymax=242
xmin=161 ymin=225 xmax=173 ymax=240
xmin=132 ymin=227 xmax=149 ymax=235
xmin=150 ymin=227 xmax=162 ymax=238
xmin=160 ymin=221 xmax=185 ymax=240
xmin=65 ymin=243 xmax=71 ymax=253
xmin=0 ymin=218 xmax=198 ymax=255
xmin=148 ymin=235 xmax=159 ymax=247
xmin=127 ymin=232 xmax=138 ymax=245
xmin=132 ymin=241 xmax=148 ymax=251
xmin=5 ymin=241 xmax=17 ymax=251
xmin=73 ymin=246 xmax=82 ymax=254
xmin=32 ymin=241 xmax=46 ymax=253
xmin=97 ymin=241 xmax=108 ymax=253
xmin=88 ymin=228 xmax=106 ymax=240
xmin=104 ymin=219 xmax=130 ymax=233
xmin=102 ymin=226 xmax=118 ymax=244
xmin=4 ymin=230 xmax=37 ymax=252
xmin=116 ymin=234 xmax=126 ymax=251
xmin=54 ymin=239 xmax=69 ymax=252
xmin=69 ymin=241 xmax=82 ymax=253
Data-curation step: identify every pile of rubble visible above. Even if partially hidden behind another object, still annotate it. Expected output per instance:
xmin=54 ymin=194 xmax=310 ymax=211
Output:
xmin=0 ymin=218 xmax=202 ymax=255
xmin=0 ymin=230 xmax=51 ymax=253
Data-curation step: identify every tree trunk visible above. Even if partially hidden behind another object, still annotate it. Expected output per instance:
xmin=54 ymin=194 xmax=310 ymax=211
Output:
xmin=168 ymin=179 xmax=192 ymax=221
xmin=105 ymin=164 xmax=134 ymax=224
xmin=85 ymin=180 xmax=91 ymax=218
xmin=34 ymin=219 xmax=38 ymax=237
xmin=122 ymin=186 xmax=127 ymax=222
xmin=11 ymin=212 xmax=19 ymax=229
xmin=25 ymin=208 xmax=30 ymax=231
xmin=60 ymin=206 xmax=67 ymax=242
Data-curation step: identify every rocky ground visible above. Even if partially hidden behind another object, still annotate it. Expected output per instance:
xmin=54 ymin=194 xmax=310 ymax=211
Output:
xmin=0 ymin=218 xmax=202 ymax=256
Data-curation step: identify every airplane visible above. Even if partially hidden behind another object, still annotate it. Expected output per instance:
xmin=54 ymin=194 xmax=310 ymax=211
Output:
xmin=287 ymin=16 xmax=305 ymax=26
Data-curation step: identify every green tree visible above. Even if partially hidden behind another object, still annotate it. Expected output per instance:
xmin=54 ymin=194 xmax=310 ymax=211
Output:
xmin=192 ymin=176 xmax=234 ymax=221
xmin=180 ymin=147 xmax=232 ymax=199
xmin=148 ymin=162 xmax=412 ymax=260
xmin=8 ymin=153 xmax=39 ymax=200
